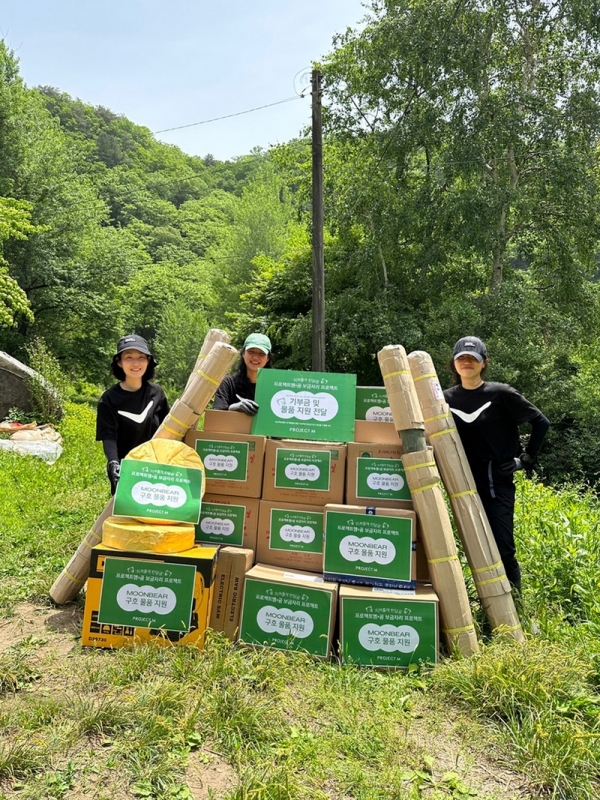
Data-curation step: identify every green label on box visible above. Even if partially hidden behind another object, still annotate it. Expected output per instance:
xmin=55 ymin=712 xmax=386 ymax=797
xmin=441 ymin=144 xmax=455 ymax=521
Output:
xmin=274 ymin=449 xmax=331 ymax=492
xmin=355 ymin=387 xmax=392 ymax=422
xmin=340 ymin=596 xmax=437 ymax=667
xmin=252 ymin=369 xmax=356 ymax=441
xmin=324 ymin=510 xmax=413 ymax=581
xmin=270 ymin=508 xmax=323 ymax=554
xmin=240 ymin=578 xmax=332 ymax=657
xmin=114 ymin=459 xmax=203 ymax=523
xmin=194 ymin=440 xmax=249 ymax=482
xmin=196 ymin=502 xmax=245 ymax=546
xmin=356 ymin=458 xmax=411 ymax=501
xmin=98 ymin=557 xmax=196 ymax=632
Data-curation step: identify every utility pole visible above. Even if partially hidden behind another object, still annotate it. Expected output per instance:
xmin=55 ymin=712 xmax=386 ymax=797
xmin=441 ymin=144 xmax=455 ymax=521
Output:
xmin=311 ymin=69 xmax=325 ymax=372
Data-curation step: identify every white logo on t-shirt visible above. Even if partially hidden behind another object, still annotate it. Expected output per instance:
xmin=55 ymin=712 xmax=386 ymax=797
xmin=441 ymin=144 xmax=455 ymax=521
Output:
xmin=450 ymin=402 xmax=491 ymax=424
xmin=118 ymin=400 xmax=154 ymax=424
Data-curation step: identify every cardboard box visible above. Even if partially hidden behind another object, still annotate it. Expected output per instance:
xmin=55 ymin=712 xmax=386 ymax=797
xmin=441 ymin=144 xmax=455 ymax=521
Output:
xmin=239 ymin=564 xmax=338 ymax=659
xmin=262 ymin=439 xmax=346 ymax=505
xmin=196 ymin=494 xmax=259 ymax=551
xmin=256 ymin=500 xmax=324 ymax=572
xmin=203 ymin=409 xmax=252 ymax=435
xmin=338 ymin=583 xmax=439 ymax=668
xmin=82 ymin=544 xmax=218 ymax=649
xmin=354 ymin=420 xmax=399 ymax=444
xmin=355 ymin=387 xmax=392 ymax=422
xmin=252 ymin=369 xmax=357 ymax=442
xmin=323 ymin=504 xmax=417 ymax=589
xmin=346 ymin=442 xmax=413 ymax=510
xmin=209 ymin=546 xmax=254 ymax=639
xmin=185 ymin=430 xmax=265 ymax=498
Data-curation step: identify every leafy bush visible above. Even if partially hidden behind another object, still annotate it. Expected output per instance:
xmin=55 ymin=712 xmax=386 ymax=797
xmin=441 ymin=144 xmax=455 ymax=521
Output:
xmin=24 ymin=337 xmax=71 ymax=424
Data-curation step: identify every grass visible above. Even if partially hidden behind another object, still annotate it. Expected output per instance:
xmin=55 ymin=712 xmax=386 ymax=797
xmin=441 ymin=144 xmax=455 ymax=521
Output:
xmin=1 ymin=404 xmax=600 ymax=798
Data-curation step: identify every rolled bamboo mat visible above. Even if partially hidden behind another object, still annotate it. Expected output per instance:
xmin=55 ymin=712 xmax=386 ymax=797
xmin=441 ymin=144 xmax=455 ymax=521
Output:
xmin=49 ymin=338 xmax=238 ymax=605
xmin=377 ymin=345 xmax=477 ymax=657
xmin=185 ymin=328 xmax=230 ymax=390
xmin=402 ymin=448 xmax=479 ymax=656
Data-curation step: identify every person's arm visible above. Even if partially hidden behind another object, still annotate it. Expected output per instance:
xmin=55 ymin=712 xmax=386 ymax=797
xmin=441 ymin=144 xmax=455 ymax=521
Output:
xmin=97 ymin=394 xmax=121 ymax=493
xmin=213 ymin=376 xmax=235 ymax=410
xmin=522 ymin=412 xmax=550 ymax=463
xmin=156 ymin=387 xmax=170 ymax=423
xmin=102 ymin=439 xmax=119 ymax=462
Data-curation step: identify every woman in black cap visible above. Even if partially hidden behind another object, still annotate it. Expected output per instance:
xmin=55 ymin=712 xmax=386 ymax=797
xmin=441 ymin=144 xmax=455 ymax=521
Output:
xmin=443 ymin=336 xmax=550 ymax=595
xmin=96 ymin=335 xmax=170 ymax=494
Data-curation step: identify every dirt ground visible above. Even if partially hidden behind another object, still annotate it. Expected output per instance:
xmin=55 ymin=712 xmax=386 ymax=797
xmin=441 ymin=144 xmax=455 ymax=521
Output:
xmin=0 ymin=603 xmax=533 ymax=800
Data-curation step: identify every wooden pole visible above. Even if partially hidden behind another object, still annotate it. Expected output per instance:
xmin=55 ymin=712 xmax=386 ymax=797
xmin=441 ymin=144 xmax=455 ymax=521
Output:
xmin=311 ymin=68 xmax=325 ymax=372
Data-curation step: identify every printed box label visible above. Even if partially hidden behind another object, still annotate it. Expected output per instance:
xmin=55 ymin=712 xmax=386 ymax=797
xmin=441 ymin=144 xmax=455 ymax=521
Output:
xmin=114 ymin=459 xmax=203 ymax=523
xmin=98 ymin=557 xmax=196 ymax=632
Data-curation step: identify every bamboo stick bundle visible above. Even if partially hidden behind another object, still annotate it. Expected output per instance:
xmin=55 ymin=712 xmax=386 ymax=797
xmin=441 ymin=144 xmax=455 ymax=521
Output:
xmin=184 ymin=328 xmax=230 ymax=391
xmin=378 ymin=345 xmax=478 ymax=656
xmin=49 ymin=337 xmax=239 ymax=605
xmin=407 ymin=350 xmax=524 ymax=642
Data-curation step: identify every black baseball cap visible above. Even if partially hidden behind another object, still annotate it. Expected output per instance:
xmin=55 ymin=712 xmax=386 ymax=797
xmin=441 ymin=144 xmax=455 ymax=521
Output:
xmin=115 ymin=334 xmax=152 ymax=357
xmin=453 ymin=336 xmax=488 ymax=362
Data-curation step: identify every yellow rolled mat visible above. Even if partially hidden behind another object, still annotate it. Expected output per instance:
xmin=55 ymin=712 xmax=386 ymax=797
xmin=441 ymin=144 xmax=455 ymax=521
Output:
xmin=102 ymin=516 xmax=195 ymax=553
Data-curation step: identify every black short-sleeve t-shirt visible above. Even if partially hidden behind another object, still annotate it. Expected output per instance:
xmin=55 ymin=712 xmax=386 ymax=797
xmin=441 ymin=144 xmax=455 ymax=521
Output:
xmin=443 ymin=381 xmax=543 ymax=465
xmin=96 ymin=381 xmax=169 ymax=460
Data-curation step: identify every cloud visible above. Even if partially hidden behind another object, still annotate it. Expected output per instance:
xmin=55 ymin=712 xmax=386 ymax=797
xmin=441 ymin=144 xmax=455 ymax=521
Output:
xmin=358 ymin=623 xmax=420 ymax=653
xmin=339 ymin=535 xmax=396 ymax=564
xmin=271 ymin=390 xmax=339 ymax=422
xmin=131 ymin=481 xmax=187 ymax=508
xmin=116 ymin=584 xmax=177 ymax=615
xmin=366 ymin=472 xmax=405 ymax=492
xmin=200 ymin=517 xmax=235 ymax=536
xmin=256 ymin=605 xmax=314 ymax=639
xmin=203 ymin=454 xmax=239 ymax=472
xmin=279 ymin=524 xmax=316 ymax=543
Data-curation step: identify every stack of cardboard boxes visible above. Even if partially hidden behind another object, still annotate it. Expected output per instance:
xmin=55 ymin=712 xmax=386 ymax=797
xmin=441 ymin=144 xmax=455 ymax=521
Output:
xmin=185 ymin=377 xmax=440 ymax=669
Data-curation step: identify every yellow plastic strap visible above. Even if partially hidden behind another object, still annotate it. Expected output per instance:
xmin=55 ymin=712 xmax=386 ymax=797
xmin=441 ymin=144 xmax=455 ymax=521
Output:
xmin=160 ymin=422 xmax=183 ymax=437
xmin=472 ymin=560 xmax=503 ymax=574
xmin=65 ymin=569 xmax=86 ymax=586
xmin=167 ymin=411 xmax=188 ymax=427
xmin=196 ymin=369 xmax=220 ymax=386
xmin=83 ymin=530 xmax=101 ymax=550
xmin=382 ymin=369 xmax=411 ymax=379
xmin=197 ymin=354 xmax=206 ymax=359
xmin=424 ymin=412 xmax=452 ymax=422
xmin=475 ymin=575 xmax=507 ymax=587
xmin=450 ymin=489 xmax=477 ymax=499
xmin=411 ymin=481 xmax=439 ymax=494
xmin=404 ymin=461 xmax=436 ymax=471
xmin=429 ymin=427 xmax=458 ymax=439
xmin=442 ymin=624 xmax=475 ymax=635
xmin=427 ymin=554 xmax=459 ymax=564
xmin=413 ymin=372 xmax=437 ymax=382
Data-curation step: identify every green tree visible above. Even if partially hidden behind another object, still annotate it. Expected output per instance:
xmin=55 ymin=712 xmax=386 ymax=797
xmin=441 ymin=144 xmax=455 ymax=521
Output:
xmin=0 ymin=197 xmax=39 ymax=327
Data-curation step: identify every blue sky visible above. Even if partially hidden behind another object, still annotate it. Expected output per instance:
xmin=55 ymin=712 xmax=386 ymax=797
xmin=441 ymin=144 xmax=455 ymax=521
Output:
xmin=1 ymin=1 xmax=367 ymax=161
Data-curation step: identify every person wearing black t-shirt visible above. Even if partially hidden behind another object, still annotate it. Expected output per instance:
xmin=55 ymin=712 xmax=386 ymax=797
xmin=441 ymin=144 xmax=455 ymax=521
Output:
xmin=213 ymin=333 xmax=273 ymax=415
xmin=96 ymin=335 xmax=169 ymax=494
xmin=443 ymin=336 xmax=550 ymax=594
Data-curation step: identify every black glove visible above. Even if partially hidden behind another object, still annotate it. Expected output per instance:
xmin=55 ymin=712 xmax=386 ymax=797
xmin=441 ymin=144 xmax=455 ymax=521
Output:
xmin=519 ymin=452 xmax=535 ymax=471
xmin=107 ymin=460 xmax=121 ymax=495
xmin=228 ymin=398 xmax=259 ymax=416
xmin=500 ymin=458 xmax=523 ymax=474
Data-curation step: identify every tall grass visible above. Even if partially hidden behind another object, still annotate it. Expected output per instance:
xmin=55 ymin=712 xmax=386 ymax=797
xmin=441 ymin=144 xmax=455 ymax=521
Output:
xmin=0 ymin=401 xmax=107 ymax=606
